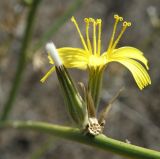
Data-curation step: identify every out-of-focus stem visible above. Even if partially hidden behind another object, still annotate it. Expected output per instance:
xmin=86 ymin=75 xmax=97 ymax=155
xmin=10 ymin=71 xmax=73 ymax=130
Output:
xmin=0 ymin=0 xmax=42 ymax=121
xmin=32 ymin=0 xmax=83 ymax=52
xmin=1 ymin=0 xmax=83 ymax=121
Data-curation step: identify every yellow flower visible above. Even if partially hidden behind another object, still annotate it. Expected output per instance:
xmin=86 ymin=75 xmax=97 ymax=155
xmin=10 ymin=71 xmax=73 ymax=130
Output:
xmin=41 ymin=15 xmax=151 ymax=90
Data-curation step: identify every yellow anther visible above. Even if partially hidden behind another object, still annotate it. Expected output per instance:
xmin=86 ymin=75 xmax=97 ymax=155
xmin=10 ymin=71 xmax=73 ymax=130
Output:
xmin=123 ymin=21 xmax=128 ymax=26
xmin=114 ymin=14 xmax=123 ymax=21
xmin=127 ymin=22 xmax=131 ymax=26
xmin=84 ymin=18 xmax=89 ymax=23
xmin=114 ymin=14 xmax=119 ymax=19
xmin=89 ymin=18 xmax=95 ymax=23
xmin=119 ymin=17 xmax=123 ymax=21
xmin=71 ymin=16 xmax=76 ymax=23
xmin=123 ymin=21 xmax=131 ymax=27
xmin=96 ymin=19 xmax=102 ymax=24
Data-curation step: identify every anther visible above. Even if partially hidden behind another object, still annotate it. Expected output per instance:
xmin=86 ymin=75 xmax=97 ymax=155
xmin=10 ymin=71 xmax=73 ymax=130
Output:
xmin=89 ymin=18 xmax=95 ymax=23
xmin=119 ymin=17 xmax=123 ymax=21
xmin=96 ymin=19 xmax=102 ymax=24
xmin=84 ymin=18 xmax=89 ymax=23
xmin=123 ymin=21 xmax=131 ymax=27
xmin=123 ymin=21 xmax=128 ymax=26
xmin=71 ymin=16 xmax=75 ymax=22
xmin=114 ymin=14 xmax=119 ymax=19
xmin=127 ymin=22 xmax=131 ymax=26
xmin=114 ymin=14 xmax=123 ymax=21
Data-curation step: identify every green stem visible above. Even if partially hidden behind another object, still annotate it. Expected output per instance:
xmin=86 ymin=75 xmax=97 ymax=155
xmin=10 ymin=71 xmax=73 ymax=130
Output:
xmin=0 ymin=121 xmax=160 ymax=159
xmin=0 ymin=0 xmax=42 ymax=121
xmin=88 ymin=67 xmax=104 ymax=109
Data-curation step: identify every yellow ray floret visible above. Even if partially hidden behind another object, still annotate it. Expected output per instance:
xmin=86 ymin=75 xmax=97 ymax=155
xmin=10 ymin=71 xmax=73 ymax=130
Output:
xmin=41 ymin=15 xmax=151 ymax=90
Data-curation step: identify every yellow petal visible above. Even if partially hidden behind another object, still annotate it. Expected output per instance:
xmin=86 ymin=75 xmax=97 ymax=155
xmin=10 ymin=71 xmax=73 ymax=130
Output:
xmin=40 ymin=66 xmax=55 ymax=83
xmin=57 ymin=47 xmax=90 ymax=69
xmin=103 ymin=47 xmax=149 ymax=70
xmin=41 ymin=47 xmax=89 ymax=82
xmin=108 ymin=57 xmax=151 ymax=90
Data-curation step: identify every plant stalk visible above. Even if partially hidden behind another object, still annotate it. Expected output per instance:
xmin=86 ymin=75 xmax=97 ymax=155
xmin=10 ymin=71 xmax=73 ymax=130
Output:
xmin=0 ymin=120 xmax=160 ymax=159
xmin=0 ymin=0 xmax=42 ymax=121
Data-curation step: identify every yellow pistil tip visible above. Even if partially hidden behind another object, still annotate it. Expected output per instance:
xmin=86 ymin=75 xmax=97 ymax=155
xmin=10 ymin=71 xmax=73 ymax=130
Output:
xmin=114 ymin=14 xmax=119 ymax=19
xmin=123 ymin=21 xmax=131 ymax=27
xmin=96 ymin=19 xmax=102 ymax=24
xmin=89 ymin=18 xmax=95 ymax=23
xmin=71 ymin=16 xmax=75 ymax=22
xmin=114 ymin=14 xmax=123 ymax=21
xmin=119 ymin=17 xmax=123 ymax=21
xmin=84 ymin=18 xmax=89 ymax=22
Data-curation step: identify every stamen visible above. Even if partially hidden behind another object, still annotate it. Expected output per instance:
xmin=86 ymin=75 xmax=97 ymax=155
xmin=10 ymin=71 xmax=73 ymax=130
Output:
xmin=84 ymin=18 xmax=92 ymax=54
xmin=97 ymin=19 xmax=102 ymax=55
xmin=111 ymin=21 xmax=131 ymax=50
xmin=107 ymin=14 xmax=123 ymax=52
xmin=71 ymin=16 xmax=88 ymax=51
xmin=89 ymin=18 xmax=97 ymax=55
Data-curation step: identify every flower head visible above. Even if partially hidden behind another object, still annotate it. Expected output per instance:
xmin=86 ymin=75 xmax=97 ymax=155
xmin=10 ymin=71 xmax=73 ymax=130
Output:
xmin=41 ymin=15 xmax=151 ymax=90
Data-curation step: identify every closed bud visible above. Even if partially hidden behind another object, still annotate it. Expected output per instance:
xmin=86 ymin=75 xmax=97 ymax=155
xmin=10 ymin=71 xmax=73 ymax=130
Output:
xmin=45 ymin=42 xmax=88 ymax=127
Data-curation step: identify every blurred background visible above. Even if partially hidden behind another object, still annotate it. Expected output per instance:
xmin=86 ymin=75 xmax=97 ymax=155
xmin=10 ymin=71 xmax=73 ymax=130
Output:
xmin=0 ymin=0 xmax=160 ymax=159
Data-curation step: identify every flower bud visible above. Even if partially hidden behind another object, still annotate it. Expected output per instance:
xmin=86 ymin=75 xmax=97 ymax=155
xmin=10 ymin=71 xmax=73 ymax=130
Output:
xmin=46 ymin=42 xmax=88 ymax=127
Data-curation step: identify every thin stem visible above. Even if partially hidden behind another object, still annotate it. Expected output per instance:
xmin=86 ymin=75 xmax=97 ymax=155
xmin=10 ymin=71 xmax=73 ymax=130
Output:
xmin=0 ymin=120 xmax=160 ymax=159
xmin=0 ymin=0 xmax=42 ymax=121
